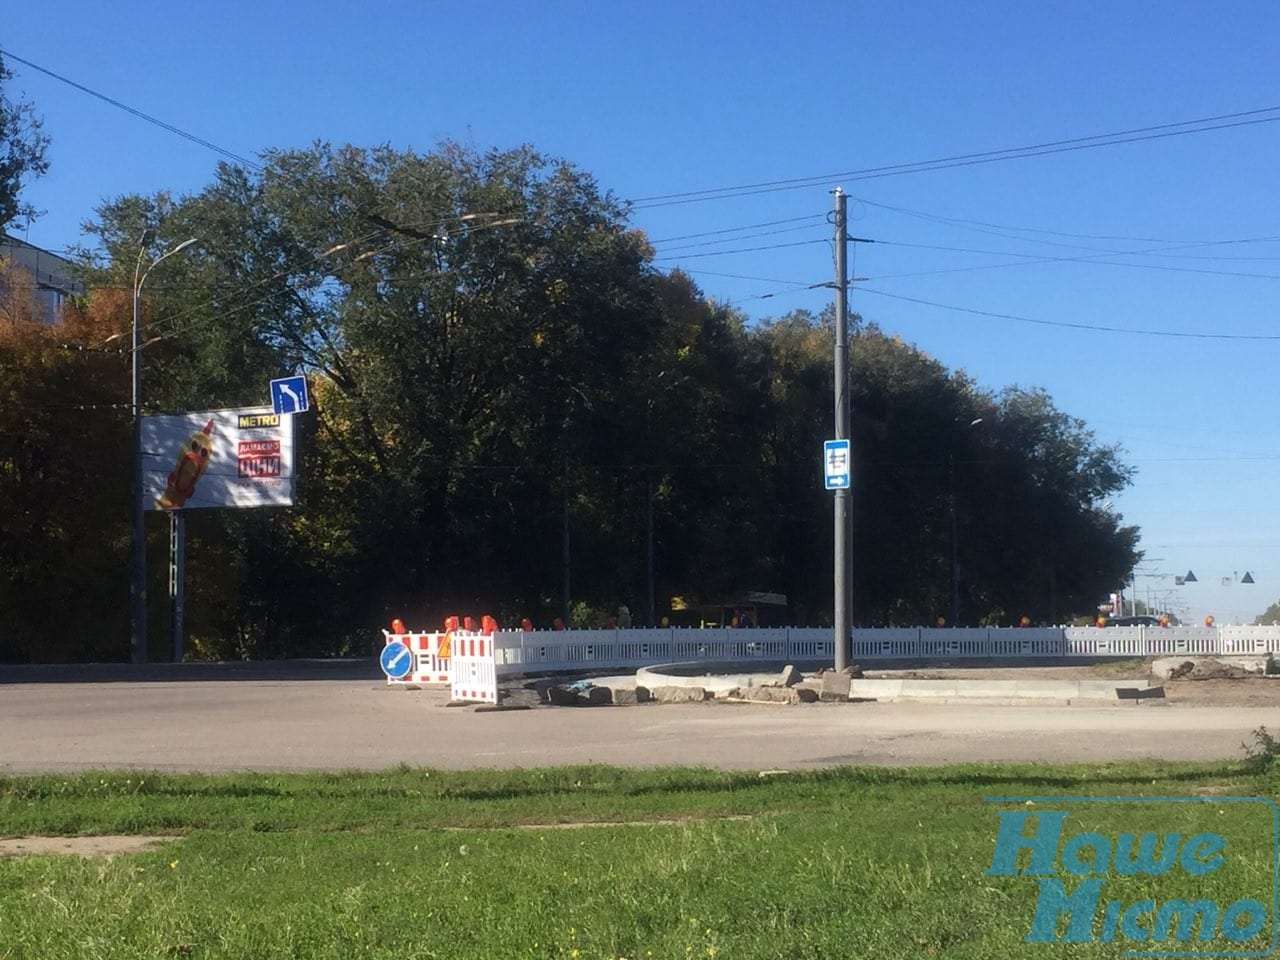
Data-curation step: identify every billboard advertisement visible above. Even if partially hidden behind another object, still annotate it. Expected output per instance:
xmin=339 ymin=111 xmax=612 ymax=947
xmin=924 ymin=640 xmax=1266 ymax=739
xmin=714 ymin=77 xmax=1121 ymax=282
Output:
xmin=140 ymin=406 xmax=295 ymax=510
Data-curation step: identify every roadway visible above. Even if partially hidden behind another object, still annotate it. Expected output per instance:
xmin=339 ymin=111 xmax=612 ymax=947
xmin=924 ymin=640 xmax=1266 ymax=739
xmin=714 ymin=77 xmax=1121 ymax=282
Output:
xmin=0 ymin=661 xmax=1271 ymax=772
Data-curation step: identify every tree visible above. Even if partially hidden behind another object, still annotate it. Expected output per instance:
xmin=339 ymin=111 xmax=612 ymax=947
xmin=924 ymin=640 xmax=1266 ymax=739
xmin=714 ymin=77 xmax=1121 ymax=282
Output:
xmin=82 ymin=142 xmax=670 ymax=648
xmin=0 ymin=266 xmax=131 ymax=661
xmin=1254 ymin=600 xmax=1280 ymax=626
xmin=0 ymin=55 xmax=51 ymax=232
xmin=48 ymin=140 xmax=1144 ymax=660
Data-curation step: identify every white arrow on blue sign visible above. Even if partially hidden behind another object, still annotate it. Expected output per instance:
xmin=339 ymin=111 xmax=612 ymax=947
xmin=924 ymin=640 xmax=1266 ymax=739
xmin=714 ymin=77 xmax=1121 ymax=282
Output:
xmin=269 ymin=375 xmax=309 ymax=414
xmin=380 ymin=641 xmax=413 ymax=679
xmin=823 ymin=439 xmax=851 ymax=490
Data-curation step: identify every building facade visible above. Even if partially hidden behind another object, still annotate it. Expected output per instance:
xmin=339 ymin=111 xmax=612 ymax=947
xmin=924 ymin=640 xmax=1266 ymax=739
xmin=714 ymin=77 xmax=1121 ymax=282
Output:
xmin=1 ymin=234 xmax=85 ymax=323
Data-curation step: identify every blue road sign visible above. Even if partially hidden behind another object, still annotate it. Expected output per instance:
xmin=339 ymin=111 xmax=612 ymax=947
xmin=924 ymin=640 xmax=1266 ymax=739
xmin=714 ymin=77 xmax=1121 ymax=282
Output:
xmin=270 ymin=376 xmax=309 ymax=414
xmin=823 ymin=439 xmax=851 ymax=490
xmin=380 ymin=641 xmax=413 ymax=680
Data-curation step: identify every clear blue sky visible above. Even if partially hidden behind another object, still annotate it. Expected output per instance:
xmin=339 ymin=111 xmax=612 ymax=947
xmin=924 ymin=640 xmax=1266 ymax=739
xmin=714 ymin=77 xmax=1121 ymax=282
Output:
xmin=6 ymin=1 xmax=1279 ymax=623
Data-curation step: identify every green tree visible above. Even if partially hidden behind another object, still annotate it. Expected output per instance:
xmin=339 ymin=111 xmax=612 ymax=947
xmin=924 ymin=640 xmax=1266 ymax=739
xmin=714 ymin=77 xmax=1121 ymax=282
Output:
xmin=0 ymin=54 xmax=50 ymax=231
xmin=83 ymin=142 xmax=668 ymax=647
xmin=55 ymin=140 xmax=1145 ymax=659
xmin=1254 ymin=600 xmax=1280 ymax=626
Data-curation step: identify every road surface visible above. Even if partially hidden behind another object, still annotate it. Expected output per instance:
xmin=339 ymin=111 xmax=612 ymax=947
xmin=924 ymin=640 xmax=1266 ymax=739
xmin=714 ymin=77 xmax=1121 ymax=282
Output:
xmin=0 ymin=662 xmax=1273 ymax=772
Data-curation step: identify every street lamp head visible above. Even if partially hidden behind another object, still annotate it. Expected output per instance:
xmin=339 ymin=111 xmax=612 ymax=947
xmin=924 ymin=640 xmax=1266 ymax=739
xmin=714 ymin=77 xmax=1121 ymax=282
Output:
xmin=139 ymin=227 xmax=156 ymax=247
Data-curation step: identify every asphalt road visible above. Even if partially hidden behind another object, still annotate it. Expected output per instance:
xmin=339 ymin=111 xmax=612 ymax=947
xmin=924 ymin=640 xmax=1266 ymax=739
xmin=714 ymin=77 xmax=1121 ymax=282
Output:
xmin=0 ymin=662 xmax=1274 ymax=772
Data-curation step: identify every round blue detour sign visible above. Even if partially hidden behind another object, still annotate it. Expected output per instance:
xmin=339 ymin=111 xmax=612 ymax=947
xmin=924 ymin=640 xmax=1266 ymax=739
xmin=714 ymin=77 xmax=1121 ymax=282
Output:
xmin=379 ymin=641 xmax=413 ymax=680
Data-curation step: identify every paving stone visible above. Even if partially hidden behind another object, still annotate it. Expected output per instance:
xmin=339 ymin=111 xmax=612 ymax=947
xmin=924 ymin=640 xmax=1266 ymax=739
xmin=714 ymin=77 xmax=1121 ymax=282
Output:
xmin=651 ymin=685 xmax=709 ymax=703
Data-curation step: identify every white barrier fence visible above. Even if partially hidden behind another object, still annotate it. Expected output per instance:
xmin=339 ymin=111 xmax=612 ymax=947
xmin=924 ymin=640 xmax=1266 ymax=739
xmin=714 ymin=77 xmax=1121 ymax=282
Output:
xmin=450 ymin=633 xmax=499 ymax=704
xmin=489 ymin=624 xmax=1280 ymax=676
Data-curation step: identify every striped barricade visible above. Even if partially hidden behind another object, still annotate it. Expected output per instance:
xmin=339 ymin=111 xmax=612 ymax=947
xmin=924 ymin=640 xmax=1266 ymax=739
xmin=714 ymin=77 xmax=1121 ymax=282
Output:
xmin=450 ymin=632 xmax=498 ymax=704
xmin=381 ymin=631 xmax=452 ymax=685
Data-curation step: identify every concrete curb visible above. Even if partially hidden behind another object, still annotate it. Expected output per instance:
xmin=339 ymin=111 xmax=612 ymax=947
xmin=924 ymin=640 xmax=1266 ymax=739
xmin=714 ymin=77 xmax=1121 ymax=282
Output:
xmin=635 ymin=664 xmax=1160 ymax=702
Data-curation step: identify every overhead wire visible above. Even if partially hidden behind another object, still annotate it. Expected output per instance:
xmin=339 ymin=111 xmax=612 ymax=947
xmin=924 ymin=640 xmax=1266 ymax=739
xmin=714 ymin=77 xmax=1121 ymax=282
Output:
xmin=856 ymin=286 xmax=1280 ymax=341
xmin=9 ymin=46 xmax=1279 ymax=348
xmin=870 ymin=238 xmax=1280 ymax=281
xmin=650 ymin=222 xmax=826 ymax=254
xmin=853 ymin=197 xmax=1280 ymax=261
xmin=629 ymin=106 xmax=1280 ymax=208
xmin=129 ymin=213 xmax=524 ymax=351
xmin=647 ymin=214 xmax=825 ymax=244
xmin=652 ymin=238 xmax=827 ymax=262
xmin=0 ymin=47 xmax=262 ymax=171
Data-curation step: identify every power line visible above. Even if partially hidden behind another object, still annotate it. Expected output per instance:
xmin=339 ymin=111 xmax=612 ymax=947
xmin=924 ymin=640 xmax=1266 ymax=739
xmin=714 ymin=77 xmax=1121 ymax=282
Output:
xmin=681 ymin=269 xmax=820 ymax=287
xmin=648 ymin=215 xmax=825 ymax=244
xmin=651 ymin=223 xmax=826 ymax=255
xmin=629 ymin=106 xmax=1280 ymax=208
xmin=872 ymin=238 xmax=1280 ymax=281
xmin=132 ymin=214 xmax=523 ymax=349
xmin=857 ymin=286 xmax=1280 ymax=341
xmin=852 ymin=197 xmax=1213 ymax=246
xmin=652 ymin=238 xmax=827 ymax=262
xmin=853 ymin=197 xmax=1280 ymax=261
xmin=0 ymin=47 xmax=262 ymax=171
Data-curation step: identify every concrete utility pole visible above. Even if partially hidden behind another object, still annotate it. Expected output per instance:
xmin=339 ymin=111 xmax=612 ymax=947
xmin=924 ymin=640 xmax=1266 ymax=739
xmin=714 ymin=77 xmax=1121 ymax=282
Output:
xmin=832 ymin=189 xmax=850 ymax=672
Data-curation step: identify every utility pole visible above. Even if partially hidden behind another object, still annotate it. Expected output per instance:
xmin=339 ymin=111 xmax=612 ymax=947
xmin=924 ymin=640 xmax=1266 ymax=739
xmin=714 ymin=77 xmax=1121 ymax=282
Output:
xmin=833 ymin=189 xmax=850 ymax=672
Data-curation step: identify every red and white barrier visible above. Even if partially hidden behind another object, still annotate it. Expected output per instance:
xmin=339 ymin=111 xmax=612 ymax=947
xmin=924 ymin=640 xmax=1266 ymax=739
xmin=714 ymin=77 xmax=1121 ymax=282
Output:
xmin=381 ymin=630 xmax=451 ymax=685
xmin=450 ymin=632 xmax=498 ymax=704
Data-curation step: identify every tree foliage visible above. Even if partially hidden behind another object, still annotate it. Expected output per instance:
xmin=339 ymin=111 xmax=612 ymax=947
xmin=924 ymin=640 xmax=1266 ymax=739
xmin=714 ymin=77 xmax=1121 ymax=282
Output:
xmin=1255 ymin=600 xmax=1280 ymax=626
xmin=0 ymin=55 xmax=50 ymax=231
xmin=0 ymin=141 xmax=1142 ymax=661
xmin=0 ymin=265 xmax=130 ymax=659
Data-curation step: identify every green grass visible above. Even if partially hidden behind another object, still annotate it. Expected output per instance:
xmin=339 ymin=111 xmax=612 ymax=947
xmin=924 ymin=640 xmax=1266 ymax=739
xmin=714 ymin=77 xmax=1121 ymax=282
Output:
xmin=1 ymin=760 xmax=1278 ymax=959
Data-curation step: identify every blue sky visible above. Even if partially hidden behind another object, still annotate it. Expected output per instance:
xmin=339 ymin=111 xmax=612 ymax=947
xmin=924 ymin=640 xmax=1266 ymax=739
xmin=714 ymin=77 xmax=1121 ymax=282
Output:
xmin=5 ymin=1 xmax=1279 ymax=623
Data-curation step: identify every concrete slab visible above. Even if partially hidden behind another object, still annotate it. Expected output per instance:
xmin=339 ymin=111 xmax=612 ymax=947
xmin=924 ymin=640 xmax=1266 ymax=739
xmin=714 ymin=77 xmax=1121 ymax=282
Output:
xmin=573 ymin=665 xmax=1161 ymax=703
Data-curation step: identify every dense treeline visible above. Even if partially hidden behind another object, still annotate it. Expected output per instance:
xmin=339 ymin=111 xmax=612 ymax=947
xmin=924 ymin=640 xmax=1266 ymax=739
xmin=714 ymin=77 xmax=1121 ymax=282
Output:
xmin=0 ymin=142 xmax=1140 ymax=662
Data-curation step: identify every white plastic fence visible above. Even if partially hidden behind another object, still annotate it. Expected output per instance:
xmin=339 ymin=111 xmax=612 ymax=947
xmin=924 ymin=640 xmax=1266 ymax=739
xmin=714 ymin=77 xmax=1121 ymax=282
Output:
xmin=490 ymin=624 xmax=1280 ymax=676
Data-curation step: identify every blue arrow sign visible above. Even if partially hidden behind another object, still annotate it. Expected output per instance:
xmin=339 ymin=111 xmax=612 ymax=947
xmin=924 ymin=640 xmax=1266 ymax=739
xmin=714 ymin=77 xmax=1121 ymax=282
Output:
xmin=823 ymin=439 xmax=851 ymax=490
xmin=269 ymin=376 xmax=309 ymax=415
xmin=380 ymin=641 xmax=413 ymax=679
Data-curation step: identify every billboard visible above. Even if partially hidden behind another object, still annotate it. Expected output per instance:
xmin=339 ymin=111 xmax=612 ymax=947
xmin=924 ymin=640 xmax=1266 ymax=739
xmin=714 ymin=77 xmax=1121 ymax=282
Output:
xmin=140 ymin=406 xmax=295 ymax=511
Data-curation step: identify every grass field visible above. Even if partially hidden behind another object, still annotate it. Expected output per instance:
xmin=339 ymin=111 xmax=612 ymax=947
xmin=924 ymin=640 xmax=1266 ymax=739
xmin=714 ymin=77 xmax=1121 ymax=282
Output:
xmin=2 ymin=753 xmax=1278 ymax=959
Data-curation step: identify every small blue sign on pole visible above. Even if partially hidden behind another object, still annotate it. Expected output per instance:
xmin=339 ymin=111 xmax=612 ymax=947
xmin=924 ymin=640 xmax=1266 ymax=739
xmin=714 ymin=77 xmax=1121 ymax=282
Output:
xmin=380 ymin=641 xmax=413 ymax=680
xmin=823 ymin=439 xmax=851 ymax=490
xmin=269 ymin=375 xmax=309 ymax=415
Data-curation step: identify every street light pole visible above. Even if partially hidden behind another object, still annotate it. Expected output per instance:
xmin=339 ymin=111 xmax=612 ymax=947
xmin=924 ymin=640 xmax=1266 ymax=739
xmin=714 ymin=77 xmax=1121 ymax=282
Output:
xmin=130 ymin=234 xmax=198 ymax=665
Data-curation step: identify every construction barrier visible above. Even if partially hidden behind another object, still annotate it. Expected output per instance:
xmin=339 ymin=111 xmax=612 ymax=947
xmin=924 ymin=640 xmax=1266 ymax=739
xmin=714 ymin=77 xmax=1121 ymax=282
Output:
xmin=381 ymin=630 xmax=451 ymax=685
xmin=450 ymin=632 xmax=498 ymax=704
xmin=488 ymin=624 xmax=1280 ymax=676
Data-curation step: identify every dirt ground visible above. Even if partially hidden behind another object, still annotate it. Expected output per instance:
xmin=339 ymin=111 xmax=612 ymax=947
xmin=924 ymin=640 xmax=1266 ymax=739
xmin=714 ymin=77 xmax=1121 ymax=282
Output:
xmin=0 ymin=835 xmax=174 ymax=858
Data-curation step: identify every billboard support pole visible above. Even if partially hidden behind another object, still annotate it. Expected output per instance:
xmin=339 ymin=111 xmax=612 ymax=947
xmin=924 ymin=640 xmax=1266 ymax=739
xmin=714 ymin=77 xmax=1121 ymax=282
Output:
xmin=170 ymin=512 xmax=185 ymax=663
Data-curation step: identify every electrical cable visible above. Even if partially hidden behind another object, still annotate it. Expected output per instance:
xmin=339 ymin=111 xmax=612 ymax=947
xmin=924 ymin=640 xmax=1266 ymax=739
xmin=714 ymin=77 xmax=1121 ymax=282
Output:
xmin=0 ymin=47 xmax=262 ymax=171
xmin=652 ymin=238 xmax=827 ymax=262
xmin=871 ymin=238 xmax=1280 ymax=281
xmin=856 ymin=286 xmax=1280 ymax=341
xmin=630 ymin=107 xmax=1280 ymax=208
xmin=647 ymin=215 xmax=825 ymax=244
